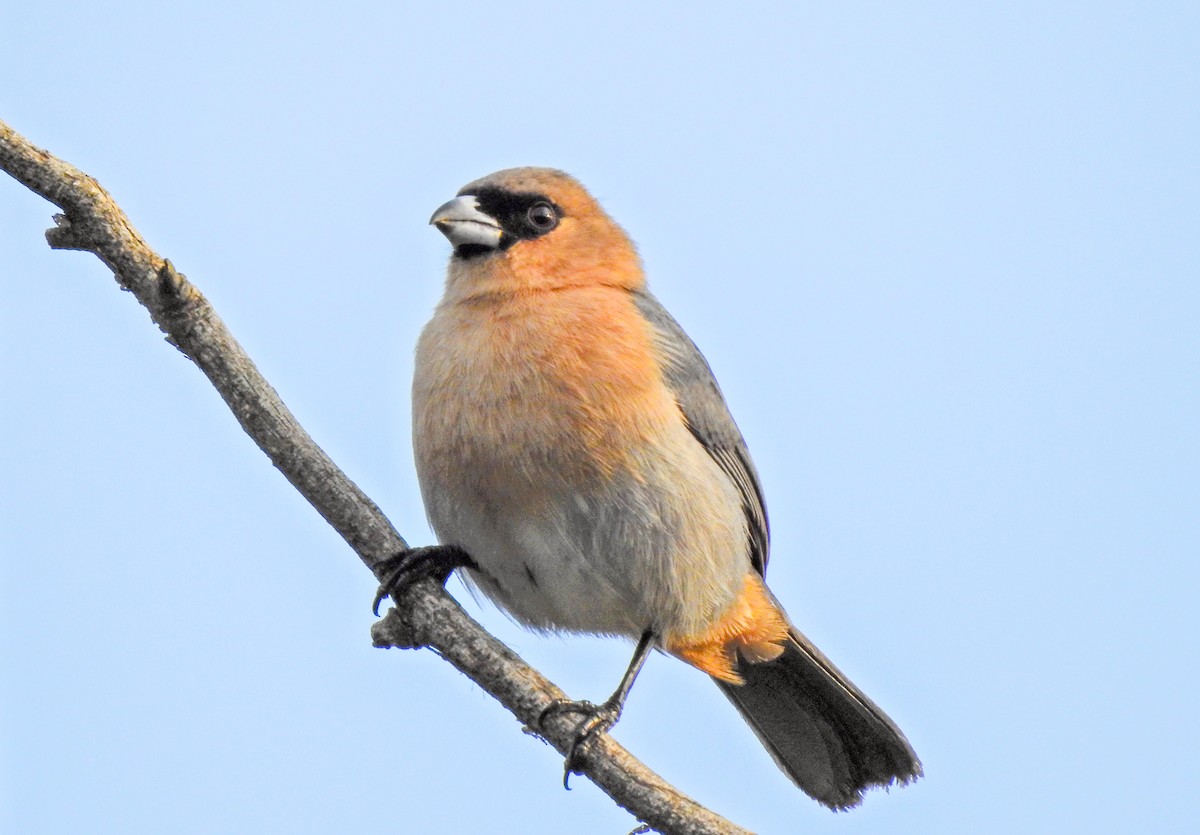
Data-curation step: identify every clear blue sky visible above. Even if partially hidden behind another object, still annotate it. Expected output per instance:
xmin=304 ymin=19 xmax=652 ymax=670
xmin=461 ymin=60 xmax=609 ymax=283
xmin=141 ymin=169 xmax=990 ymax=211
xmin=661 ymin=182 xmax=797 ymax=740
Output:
xmin=3 ymin=4 xmax=1197 ymax=833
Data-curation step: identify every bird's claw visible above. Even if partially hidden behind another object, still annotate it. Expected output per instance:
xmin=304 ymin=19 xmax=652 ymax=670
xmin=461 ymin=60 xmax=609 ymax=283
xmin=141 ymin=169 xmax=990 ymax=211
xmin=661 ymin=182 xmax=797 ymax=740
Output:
xmin=371 ymin=544 xmax=475 ymax=615
xmin=538 ymin=698 xmax=623 ymax=789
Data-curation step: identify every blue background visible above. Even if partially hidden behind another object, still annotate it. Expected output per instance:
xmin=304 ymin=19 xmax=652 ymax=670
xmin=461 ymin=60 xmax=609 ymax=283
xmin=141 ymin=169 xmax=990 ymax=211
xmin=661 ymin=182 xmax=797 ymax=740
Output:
xmin=3 ymin=4 xmax=1197 ymax=833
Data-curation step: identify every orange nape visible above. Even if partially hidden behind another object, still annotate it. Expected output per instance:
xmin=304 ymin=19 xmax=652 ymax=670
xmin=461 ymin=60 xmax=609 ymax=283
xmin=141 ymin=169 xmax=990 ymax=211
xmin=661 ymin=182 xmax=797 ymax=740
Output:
xmin=665 ymin=573 xmax=791 ymax=684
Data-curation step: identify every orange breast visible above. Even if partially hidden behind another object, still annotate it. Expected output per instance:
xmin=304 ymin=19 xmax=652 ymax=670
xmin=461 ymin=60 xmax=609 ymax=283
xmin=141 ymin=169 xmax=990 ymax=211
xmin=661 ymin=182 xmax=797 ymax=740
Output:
xmin=440 ymin=282 xmax=682 ymax=485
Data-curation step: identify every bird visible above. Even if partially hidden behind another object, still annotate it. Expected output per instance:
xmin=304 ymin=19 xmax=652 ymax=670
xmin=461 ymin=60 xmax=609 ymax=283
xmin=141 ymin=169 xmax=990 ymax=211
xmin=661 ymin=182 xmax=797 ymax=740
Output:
xmin=384 ymin=167 xmax=922 ymax=810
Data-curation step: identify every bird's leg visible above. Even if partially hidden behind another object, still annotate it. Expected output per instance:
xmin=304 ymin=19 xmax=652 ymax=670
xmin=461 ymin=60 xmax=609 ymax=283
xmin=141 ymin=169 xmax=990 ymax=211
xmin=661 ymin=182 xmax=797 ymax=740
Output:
xmin=538 ymin=629 xmax=656 ymax=788
xmin=371 ymin=544 xmax=476 ymax=615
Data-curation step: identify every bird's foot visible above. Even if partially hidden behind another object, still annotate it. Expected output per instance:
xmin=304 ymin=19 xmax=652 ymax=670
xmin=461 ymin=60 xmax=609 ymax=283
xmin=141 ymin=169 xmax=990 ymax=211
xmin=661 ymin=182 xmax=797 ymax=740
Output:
xmin=372 ymin=544 xmax=475 ymax=615
xmin=538 ymin=697 xmax=624 ymax=788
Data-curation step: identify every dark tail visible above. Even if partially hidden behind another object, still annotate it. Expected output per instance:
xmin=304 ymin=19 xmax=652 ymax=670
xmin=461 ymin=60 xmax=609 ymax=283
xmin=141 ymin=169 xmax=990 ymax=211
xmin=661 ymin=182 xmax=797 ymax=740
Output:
xmin=715 ymin=622 xmax=922 ymax=810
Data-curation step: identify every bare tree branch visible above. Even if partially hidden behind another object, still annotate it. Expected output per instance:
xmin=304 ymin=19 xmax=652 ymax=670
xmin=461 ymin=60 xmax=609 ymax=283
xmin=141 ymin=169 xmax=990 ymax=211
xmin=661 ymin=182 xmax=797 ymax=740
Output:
xmin=0 ymin=118 xmax=753 ymax=835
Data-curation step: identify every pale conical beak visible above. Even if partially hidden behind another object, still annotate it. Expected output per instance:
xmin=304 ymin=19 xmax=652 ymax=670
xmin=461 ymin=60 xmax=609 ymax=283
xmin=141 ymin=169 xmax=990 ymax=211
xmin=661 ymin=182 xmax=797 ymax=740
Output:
xmin=429 ymin=195 xmax=503 ymax=250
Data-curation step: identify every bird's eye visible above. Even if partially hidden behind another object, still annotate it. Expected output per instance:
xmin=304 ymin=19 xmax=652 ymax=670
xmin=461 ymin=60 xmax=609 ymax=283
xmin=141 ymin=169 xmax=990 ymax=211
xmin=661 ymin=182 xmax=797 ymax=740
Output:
xmin=526 ymin=202 xmax=558 ymax=233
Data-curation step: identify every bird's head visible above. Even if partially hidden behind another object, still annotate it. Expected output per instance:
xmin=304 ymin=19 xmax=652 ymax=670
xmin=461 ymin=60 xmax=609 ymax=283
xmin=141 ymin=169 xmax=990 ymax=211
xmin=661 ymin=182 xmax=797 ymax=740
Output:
xmin=430 ymin=168 xmax=643 ymax=297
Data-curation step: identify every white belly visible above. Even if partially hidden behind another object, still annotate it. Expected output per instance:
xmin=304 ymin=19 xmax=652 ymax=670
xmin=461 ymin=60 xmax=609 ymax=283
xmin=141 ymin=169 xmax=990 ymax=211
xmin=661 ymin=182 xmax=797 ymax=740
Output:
xmin=417 ymin=429 xmax=749 ymax=639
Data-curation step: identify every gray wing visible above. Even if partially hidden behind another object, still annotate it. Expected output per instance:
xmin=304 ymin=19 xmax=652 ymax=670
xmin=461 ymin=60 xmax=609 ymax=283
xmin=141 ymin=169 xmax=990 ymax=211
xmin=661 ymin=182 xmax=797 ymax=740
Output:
xmin=631 ymin=289 xmax=771 ymax=575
